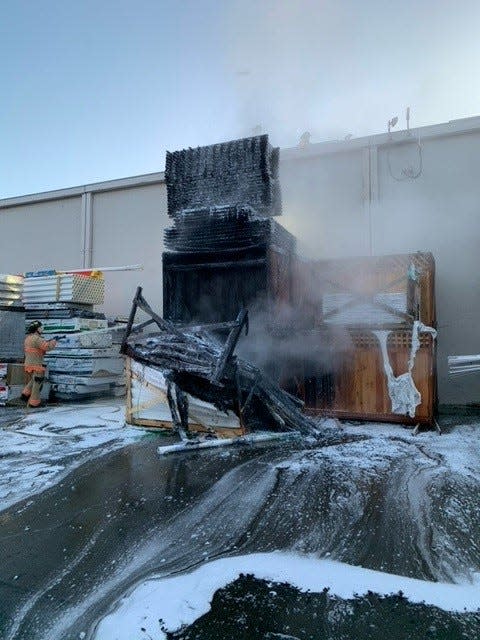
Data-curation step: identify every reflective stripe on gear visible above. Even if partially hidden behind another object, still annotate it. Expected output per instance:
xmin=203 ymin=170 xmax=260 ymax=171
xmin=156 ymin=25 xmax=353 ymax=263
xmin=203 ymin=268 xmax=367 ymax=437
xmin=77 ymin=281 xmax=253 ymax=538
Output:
xmin=25 ymin=347 xmax=45 ymax=356
xmin=24 ymin=365 xmax=46 ymax=373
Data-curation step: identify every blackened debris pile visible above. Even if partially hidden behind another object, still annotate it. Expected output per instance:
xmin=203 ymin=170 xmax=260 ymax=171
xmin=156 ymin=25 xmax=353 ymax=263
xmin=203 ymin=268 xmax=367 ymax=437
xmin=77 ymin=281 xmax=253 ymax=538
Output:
xmin=165 ymin=135 xmax=281 ymax=219
xmin=123 ymin=289 xmax=332 ymax=439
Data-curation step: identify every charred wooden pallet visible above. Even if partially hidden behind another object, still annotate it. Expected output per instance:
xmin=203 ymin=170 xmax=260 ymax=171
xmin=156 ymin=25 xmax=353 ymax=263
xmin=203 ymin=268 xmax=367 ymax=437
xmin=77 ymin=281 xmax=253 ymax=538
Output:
xmin=121 ymin=288 xmax=341 ymax=442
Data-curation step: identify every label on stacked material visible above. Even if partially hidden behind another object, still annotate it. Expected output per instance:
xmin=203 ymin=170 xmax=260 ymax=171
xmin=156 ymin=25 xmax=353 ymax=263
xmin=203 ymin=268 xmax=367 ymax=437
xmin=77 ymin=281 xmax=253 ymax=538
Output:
xmin=40 ymin=318 xmax=108 ymax=333
xmin=49 ymin=374 xmax=121 ymax=386
xmin=48 ymin=347 xmax=120 ymax=358
xmin=45 ymin=357 xmax=125 ymax=376
xmin=23 ymin=274 xmax=104 ymax=305
xmin=54 ymin=332 xmax=113 ymax=349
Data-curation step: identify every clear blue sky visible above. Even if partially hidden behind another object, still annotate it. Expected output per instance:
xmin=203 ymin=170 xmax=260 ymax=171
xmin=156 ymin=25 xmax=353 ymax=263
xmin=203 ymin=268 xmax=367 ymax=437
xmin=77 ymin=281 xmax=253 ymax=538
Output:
xmin=2 ymin=0 xmax=480 ymax=198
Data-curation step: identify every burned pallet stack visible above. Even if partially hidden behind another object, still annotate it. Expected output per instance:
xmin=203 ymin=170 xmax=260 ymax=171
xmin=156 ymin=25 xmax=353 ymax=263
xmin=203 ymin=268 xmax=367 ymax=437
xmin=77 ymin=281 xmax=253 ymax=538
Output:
xmin=123 ymin=135 xmax=320 ymax=438
xmin=163 ymin=135 xmax=295 ymax=324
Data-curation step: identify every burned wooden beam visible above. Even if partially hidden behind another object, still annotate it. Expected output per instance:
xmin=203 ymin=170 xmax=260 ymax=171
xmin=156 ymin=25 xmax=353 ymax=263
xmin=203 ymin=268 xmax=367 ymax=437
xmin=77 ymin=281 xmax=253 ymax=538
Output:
xmin=212 ymin=309 xmax=249 ymax=384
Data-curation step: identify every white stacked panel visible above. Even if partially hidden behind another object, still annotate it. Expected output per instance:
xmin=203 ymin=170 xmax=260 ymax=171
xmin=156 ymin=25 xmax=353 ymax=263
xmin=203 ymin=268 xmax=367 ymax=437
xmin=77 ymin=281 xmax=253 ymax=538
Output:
xmin=54 ymin=332 xmax=113 ymax=349
xmin=23 ymin=274 xmax=104 ymax=305
xmin=40 ymin=318 xmax=108 ymax=333
xmin=45 ymin=355 xmax=125 ymax=376
xmin=48 ymin=333 xmax=125 ymax=400
xmin=322 ymin=292 xmax=408 ymax=325
xmin=21 ymin=274 xmax=127 ymax=401
xmin=0 ymin=274 xmax=23 ymax=307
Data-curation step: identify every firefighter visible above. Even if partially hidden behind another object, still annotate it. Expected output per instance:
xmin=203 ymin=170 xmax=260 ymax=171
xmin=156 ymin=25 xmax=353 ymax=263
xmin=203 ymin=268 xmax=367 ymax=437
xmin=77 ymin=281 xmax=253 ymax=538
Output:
xmin=22 ymin=321 xmax=57 ymax=408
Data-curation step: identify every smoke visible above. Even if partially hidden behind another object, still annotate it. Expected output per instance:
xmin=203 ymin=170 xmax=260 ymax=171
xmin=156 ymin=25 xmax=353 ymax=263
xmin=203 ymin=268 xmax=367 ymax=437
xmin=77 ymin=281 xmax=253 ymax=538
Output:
xmin=223 ymin=0 xmax=480 ymax=145
xmin=236 ymin=301 xmax=353 ymax=381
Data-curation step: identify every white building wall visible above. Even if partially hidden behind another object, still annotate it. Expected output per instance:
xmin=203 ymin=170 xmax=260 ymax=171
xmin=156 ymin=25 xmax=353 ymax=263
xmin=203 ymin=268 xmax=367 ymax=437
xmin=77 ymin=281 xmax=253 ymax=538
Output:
xmin=280 ymin=149 xmax=369 ymax=258
xmin=91 ymin=184 xmax=168 ymax=318
xmin=0 ymin=197 xmax=82 ymax=274
xmin=374 ymin=132 xmax=480 ymax=405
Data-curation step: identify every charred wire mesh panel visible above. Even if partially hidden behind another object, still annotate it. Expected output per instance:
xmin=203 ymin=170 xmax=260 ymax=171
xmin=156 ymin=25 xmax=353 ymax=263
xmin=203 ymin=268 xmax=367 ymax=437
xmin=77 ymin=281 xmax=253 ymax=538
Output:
xmin=165 ymin=135 xmax=281 ymax=218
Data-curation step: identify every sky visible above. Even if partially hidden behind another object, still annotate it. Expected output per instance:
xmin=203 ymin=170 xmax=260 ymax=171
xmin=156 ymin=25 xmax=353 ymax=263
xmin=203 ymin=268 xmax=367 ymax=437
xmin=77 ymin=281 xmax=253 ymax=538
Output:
xmin=2 ymin=0 xmax=480 ymax=198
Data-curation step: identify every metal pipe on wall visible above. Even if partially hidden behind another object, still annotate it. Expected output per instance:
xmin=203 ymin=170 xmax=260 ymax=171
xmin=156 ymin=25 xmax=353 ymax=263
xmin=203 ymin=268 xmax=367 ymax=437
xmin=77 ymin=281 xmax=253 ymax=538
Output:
xmin=81 ymin=192 xmax=93 ymax=268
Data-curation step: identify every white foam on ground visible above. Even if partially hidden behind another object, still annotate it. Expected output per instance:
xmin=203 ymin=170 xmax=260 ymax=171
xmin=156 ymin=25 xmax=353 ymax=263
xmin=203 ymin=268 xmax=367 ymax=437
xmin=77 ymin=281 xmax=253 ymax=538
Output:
xmin=0 ymin=400 xmax=141 ymax=512
xmin=93 ymin=551 xmax=480 ymax=640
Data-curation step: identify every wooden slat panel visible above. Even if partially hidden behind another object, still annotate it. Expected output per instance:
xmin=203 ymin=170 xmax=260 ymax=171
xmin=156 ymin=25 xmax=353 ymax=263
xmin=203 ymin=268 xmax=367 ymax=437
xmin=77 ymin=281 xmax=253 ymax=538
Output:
xmin=286 ymin=328 xmax=435 ymax=426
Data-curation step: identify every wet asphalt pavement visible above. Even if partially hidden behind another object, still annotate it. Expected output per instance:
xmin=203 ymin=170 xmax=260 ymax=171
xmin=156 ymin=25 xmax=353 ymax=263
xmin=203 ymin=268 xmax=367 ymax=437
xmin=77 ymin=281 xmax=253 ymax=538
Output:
xmin=0 ymin=431 xmax=277 ymax=639
xmin=0 ymin=407 xmax=479 ymax=639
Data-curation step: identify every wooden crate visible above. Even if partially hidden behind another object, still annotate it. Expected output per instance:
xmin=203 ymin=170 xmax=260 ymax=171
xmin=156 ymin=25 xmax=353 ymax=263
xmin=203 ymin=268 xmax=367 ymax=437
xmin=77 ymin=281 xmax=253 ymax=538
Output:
xmin=287 ymin=252 xmax=437 ymax=425
xmin=280 ymin=329 xmax=436 ymax=425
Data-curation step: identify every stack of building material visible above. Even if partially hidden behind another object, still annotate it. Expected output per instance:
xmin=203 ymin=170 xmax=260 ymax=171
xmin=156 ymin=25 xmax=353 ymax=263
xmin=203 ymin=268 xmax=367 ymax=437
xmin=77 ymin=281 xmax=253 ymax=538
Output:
xmin=164 ymin=205 xmax=293 ymax=253
xmin=0 ymin=273 xmax=25 ymax=362
xmin=0 ymin=305 xmax=25 ymax=361
xmin=163 ymin=135 xmax=295 ymax=326
xmin=45 ymin=333 xmax=125 ymax=400
xmin=23 ymin=270 xmax=105 ymax=300
xmin=22 ymin=271 xmax=124 ymax=401
xmin=165 ymin=135 xmax=281 ymax=218
xmin=0 ymin=274 xmax=23 ymax=307
xmin=23 ymin=272 xmax=107 ymax=332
